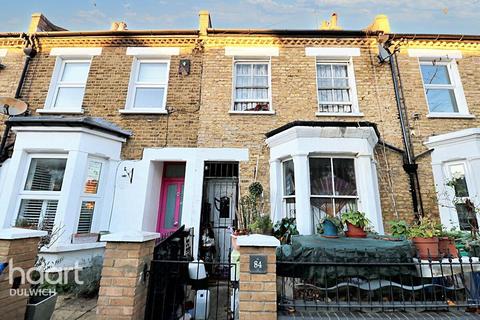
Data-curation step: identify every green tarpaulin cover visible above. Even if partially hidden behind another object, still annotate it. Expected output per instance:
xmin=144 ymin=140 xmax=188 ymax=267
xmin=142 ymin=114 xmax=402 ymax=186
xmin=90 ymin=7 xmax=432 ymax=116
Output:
xmin=277 ymin=235 xmax=417 ymax=280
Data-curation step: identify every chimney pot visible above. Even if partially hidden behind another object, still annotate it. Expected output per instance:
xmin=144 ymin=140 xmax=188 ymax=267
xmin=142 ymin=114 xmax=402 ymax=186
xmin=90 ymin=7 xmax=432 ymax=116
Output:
xmin=111 ymin=21 xmax=128 ymax=31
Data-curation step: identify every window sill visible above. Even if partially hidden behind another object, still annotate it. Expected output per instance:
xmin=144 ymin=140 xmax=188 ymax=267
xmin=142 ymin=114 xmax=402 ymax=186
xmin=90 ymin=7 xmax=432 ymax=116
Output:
xmin=39 ymin=241 xmax=106 ymax=253
xmin=316 ymin=112 xmax=364 ymax=117
xmin=119 ymin=109 xmax=168 ymax=115
xmin=37 ymin=108 xmax=84 ymax=114
xmin=229 ymin=110 xmax=275 ymax=115
xmin=427 ymin=113 xmax=475 ymax=119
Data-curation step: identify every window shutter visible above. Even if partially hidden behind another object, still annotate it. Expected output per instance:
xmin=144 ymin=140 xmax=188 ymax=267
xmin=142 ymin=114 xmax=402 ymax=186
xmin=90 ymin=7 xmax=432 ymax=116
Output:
xmin=77 ymin=201 xmax=95 ymax=234
xmin=18 ymin=199 xmax=58 ymax=233
xmin=25 ymin=159 xmax=67 ymax=191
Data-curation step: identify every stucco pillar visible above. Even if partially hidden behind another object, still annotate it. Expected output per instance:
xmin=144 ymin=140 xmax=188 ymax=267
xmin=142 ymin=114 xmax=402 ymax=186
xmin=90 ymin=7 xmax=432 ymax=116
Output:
xmin=269 ymin=159 xmax=282 ymax=223
xmin=182 ymin=158 xmax=204 ymax=259
xmin=53 ymin=150 xmax=89 ymax=245
xmin=292 ymin=154 xmax=311 ymax=234
xmin=356 ymin=155 xmax=384 ymax=234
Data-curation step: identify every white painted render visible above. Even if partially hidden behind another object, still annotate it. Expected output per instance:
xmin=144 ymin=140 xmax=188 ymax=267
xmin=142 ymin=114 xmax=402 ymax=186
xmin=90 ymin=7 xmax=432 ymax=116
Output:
xmin=0 ymin=49 xmax=7 ymax=57
xmin=305 ymin=47 xmax=361 ymax=57
xmin=266 ymin=125 xmax=383 ymax=235
xmin=407 ymin=49 xmax=462 ymax=59
xmin=126 ymin=47 xmax=180 ymax=56
xmin=425 ymin=129 xmax=480 ymax=230
xmin=50 ymin=47 xmax=103 ymax=56
xmin=110 ymin=147 xmax=249 ymax=257
xmin=0 ymin=126 xmax=124 ymax=267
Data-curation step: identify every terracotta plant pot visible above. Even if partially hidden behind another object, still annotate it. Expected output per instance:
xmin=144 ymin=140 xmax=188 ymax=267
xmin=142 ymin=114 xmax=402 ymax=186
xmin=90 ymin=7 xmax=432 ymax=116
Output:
xmin=439 ymin=237 xmax=457 ymax=258
xmin=412 ymin=237 xmax=439 ymax=260
xmin=345 ymin=222 xmax=367 ymax=238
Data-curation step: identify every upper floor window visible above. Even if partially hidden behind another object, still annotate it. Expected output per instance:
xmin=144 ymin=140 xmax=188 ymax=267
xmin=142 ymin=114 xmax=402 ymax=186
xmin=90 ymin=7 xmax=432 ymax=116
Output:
xmin=124 ymin=58 xmax=170 ymax=112
xmin=419 ymin=59 xmax=469 ymax=116
xmin=232 ymin=59 xmax=272 ymax=112
xmin=17 ymin=156 xmax=67 ymax=233
xmin=41 ymin=47 xmax=101 ymax=114
xmin=316 ymin=60 xmax=359 ymax=114
xmin=45 ymin=58 xmax=91 ymax=112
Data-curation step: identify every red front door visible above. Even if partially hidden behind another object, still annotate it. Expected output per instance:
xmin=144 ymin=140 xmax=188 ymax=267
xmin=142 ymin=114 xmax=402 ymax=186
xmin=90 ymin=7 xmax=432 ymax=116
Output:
xmin=157 ymin=163 xmax=185 ymax=234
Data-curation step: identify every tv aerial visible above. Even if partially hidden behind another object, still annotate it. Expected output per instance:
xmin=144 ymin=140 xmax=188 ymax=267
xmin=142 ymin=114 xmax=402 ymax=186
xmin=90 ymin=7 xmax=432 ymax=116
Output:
xmin=0 ymin=97 xmax=28 ymax=116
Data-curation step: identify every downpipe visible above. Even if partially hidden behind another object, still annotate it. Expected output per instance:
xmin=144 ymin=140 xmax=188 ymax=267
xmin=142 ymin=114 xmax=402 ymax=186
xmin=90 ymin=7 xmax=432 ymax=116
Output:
xmin=388 ymin=48 xmax=424 ymax=220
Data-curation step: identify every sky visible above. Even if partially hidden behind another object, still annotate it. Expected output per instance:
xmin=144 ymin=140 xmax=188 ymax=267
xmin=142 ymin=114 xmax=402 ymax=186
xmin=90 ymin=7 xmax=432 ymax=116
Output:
xmin=0 ymin=0 xmax=479 ymax=34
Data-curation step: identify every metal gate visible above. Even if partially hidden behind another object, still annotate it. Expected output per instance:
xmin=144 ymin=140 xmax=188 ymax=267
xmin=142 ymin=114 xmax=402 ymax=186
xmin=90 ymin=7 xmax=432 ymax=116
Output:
xmin=145 ymin=226 xmax=239 ymax=320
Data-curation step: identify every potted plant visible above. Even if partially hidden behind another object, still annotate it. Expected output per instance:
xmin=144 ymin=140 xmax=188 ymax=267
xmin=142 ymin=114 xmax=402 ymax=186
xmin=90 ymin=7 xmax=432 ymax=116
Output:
xmin=317 ymin=216 xmax=343 ymax=238
xmin=273 ymin=217 xmax=299 ymax=244
xmin=408 ymin=219 xmax=441 ymax=260
xmin=388 ymin=220 xmax=409 ymax=239
xmin=341 ymin=211 xmax=370 ymax=238
xmin=438 ymin=229 xmax=460 ymax=258
xmin=25 ymin=291 xmax=58 ymax=320
xmin=249 ymin=214 xmax=273 ymax=235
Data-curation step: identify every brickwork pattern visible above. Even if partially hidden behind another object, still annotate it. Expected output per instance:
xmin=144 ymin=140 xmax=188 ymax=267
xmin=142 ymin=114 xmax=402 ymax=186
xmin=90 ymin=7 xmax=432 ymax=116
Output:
xmin=96 ymin=240 xmax=155 ymax=320
xmin=0 ymin=237 xmax=41 ymax=320
xmin=238 ymin=246 xmax=277 ymax=320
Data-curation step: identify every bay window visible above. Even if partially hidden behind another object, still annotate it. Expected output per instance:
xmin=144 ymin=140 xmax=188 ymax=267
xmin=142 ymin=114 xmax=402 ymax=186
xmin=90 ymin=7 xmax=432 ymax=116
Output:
xmin=282 ymin=159 xmax=296 ymax=218
xmin=17 ymin=157 xmax=67 ymax=232
xmin=447 ymin=162 xmax=478 ymax=231
xmin=309 ymin=157 xmax=358 ymax=231
xmin=232 ymin=59 xmax=271 ymax=112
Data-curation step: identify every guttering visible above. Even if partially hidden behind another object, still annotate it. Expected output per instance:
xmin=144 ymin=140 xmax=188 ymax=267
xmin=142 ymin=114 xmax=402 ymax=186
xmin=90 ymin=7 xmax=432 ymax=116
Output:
xmin=0 ymin=32 xmax=23 ymax=38
xmin=33 ymin=30 xmax=199 ymax=38
xmin=208 ymin=28 xmax=379 ymax=38
xmin=389 ymin=33 xmax=480 ymax=42
xmin=265 ymin=120 xmax=381 ymax=139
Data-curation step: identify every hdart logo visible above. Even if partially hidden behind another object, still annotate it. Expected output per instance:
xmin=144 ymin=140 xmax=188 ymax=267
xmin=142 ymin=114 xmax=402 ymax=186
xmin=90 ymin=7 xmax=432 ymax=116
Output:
xmin=5 ymin=259 xmax=84 ymax=296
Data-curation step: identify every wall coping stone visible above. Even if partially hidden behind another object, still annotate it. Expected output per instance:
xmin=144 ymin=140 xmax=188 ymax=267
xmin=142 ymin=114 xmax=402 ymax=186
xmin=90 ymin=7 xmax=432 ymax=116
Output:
xmin=100 ymin=231 xmax=160 ymax=243
xmin=237 ymin=234 xmax=280 ymax=247
xmin=0 ymin=227 xmax=47 ymax=240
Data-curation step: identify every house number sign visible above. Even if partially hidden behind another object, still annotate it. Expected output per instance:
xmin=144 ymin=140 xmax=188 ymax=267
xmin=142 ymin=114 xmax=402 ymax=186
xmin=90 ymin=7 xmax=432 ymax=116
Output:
xmin=249 ymin=255 xmax=267 ymax=274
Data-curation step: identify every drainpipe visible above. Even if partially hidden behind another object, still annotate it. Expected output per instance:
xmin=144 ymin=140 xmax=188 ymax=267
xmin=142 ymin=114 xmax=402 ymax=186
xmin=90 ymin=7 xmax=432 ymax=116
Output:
xmin=0 ymin=35 xmax=36 ymax=162
xmin=386 ymin=43 xmax=424 ymax=221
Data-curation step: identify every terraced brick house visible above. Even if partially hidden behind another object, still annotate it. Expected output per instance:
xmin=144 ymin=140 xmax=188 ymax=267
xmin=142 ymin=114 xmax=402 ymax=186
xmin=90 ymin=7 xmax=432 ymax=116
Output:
xmin=0 ymin=11 xmax=479 ymax=268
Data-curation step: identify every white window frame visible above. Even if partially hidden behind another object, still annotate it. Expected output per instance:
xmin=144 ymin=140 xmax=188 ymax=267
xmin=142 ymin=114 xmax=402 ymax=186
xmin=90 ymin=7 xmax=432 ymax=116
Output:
xmin=444 ymin=160 xmax=479 ymax=231
xmin=230 ymin=57 xmax=274 ymax=114
xmin=315 ymin=58 xmax=360 ymax=116
xmin=309 ymin=156 xmax=359 ymax=232
xmin=281 ymin=158 xmax=296 ymax=218
xmin=14 ymin=154 xmax=68 ymax=231
xmin=41 ymin=57 xmax=92 ymax=114
xmin=122 ymin=57 xmax=170 ymax=114
xmin=419 ymin=58 xmax=470 ymax=118
xmin=76 ymin=157 xmax=106 ymax=234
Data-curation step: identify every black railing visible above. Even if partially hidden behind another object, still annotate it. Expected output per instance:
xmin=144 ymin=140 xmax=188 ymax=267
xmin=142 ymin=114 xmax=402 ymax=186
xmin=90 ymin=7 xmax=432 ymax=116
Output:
xmin=145 ymin=259 xmax=238 ymax=320
xmin=277 ymin=251 xmax=480 ymax=312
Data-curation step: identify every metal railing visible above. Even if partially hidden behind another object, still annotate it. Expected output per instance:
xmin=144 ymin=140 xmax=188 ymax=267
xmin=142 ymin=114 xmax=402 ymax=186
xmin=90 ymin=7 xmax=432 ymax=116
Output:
xmin=277 ymin=250 xmax=480 ymax=312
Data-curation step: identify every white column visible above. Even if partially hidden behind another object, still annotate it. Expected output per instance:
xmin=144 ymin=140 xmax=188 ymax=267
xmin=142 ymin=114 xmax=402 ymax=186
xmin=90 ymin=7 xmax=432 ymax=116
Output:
xmin=0 ymin=150 xmax=28 ymax=228
xmin=53 ymin=150 xmax=88 ymax=245
xmin=182 ymin=157 xmax=204 ymax=259
xmin=269 ymin=159 xmax=282 ymax=223
xmin=292 ymin=154 xmax=311 ymax=234
xmin=356 ymin=155 xmax=384 ymax=234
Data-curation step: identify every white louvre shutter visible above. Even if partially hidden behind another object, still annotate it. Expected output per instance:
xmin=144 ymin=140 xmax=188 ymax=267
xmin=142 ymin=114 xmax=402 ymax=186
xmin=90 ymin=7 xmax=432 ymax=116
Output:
xmin=25 ymin=159 xmax=67 ymax=191
xmin=18 ymin=199 xmax=58 ymax=233
xmin=77 ymin=201 xmax=95 ymax=234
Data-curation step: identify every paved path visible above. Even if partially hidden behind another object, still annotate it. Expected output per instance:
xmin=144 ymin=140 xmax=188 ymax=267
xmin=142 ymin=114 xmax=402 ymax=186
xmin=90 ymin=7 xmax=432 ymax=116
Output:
xmin=51 ymin=295 xmax=97 ymax=320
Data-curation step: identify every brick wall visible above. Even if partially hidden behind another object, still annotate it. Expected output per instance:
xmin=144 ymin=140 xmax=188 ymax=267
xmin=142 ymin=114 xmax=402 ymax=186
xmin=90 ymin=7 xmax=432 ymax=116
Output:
xmin=0 ymin=236 xmax=42 ymax=320
xmin=97 ymin=239 xmax=155 ymax=319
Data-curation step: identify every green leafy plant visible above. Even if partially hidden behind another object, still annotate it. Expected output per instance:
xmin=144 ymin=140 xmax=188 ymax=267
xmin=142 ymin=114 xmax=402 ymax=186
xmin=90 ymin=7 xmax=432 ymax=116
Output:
xmin=238 ymin=182 xmax=265 ymax=231
xmin=249 ymin=214 xmax=273 ymax=234
xmin=273 ymin=217 xmax=299 ymax=244
xmin=316 ymin=216 xmax=343 ymax=234
xmin=341 ymin=211 xmax=370 ymax=228
xmin=388 ymin=220 xmax=410 ymax=238
xmin=408 ymin=218 xmax=442 ymax=238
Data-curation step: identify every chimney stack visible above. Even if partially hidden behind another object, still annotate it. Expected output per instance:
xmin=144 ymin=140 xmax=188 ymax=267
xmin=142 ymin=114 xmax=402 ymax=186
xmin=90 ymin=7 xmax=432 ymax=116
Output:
xmin=198 ymin=10 xmax=212 ymax=36
xmin=366 ymin=15 xmax=391 ymax=33
xmin=111 ymin=22 xmax=128 ymax=31
xmin=320 ymin=13 xmax=342 ymax=30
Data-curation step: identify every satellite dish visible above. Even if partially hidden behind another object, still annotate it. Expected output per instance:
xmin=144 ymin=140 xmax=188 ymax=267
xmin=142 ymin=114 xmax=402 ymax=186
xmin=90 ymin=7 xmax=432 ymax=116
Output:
xmin=0 ymin=97 xmax=28 ymax=116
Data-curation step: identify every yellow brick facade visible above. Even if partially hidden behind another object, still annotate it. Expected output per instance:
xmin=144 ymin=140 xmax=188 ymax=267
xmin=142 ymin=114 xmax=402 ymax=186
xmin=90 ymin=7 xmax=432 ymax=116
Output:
xmin=2 ymin=14 xmax=480 ymax=231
